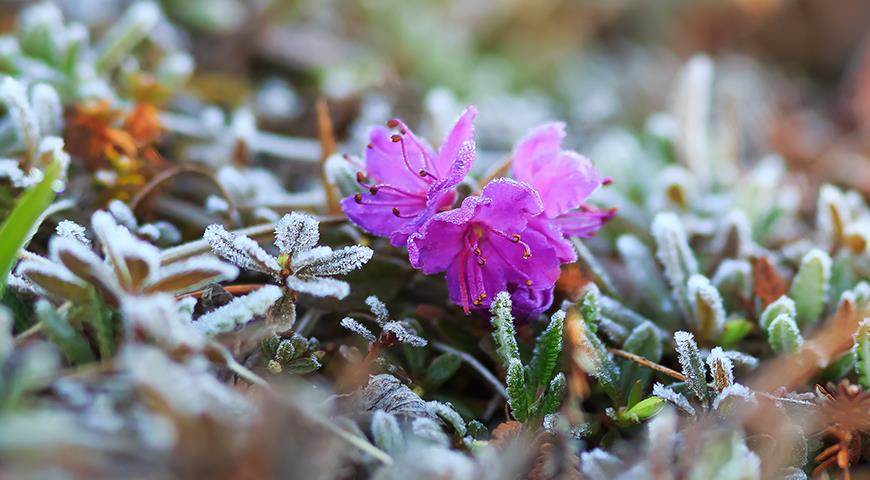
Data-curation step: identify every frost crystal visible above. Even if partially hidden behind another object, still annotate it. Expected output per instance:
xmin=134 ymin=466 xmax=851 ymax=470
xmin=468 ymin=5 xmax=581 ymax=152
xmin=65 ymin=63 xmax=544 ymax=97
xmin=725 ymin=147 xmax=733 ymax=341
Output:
xmin=0 ymin=76 xmax=40 ymax=158
xmin=56 ymin=220 xmax=89 ymax=247
xmin=383 ymin=321 xmax=427 ymax=347
xmin=366 ymin=295 xmax=389 ymax=324
xmin=674 ymin=331 xmax=707 ymax=402
xmin=687 ymin=274 xmax=725 ymax=339
xmin=194 ymin=285 xmax=282 ymax=335
xmin=120 ymin=294 xmax=205 ymax=350
xmin=652 ymin=382 xmax=696 ymax=416
xmin=107 ymin=199 xmax=138 ymax=229
xmin=204 ymin=224 xmax=279 ymax=275
xmin=340 ymin=317 xmax=376 ymax=342
xmin=426 ymin=401 xmax=466 ymax=436
xmin=275 ymin=212 xmax=320 ymax=256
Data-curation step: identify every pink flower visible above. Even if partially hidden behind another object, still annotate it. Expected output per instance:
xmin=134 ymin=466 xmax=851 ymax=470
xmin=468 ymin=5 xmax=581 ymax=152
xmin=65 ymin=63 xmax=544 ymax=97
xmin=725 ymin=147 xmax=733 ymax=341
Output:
xmin=341 ymin=107 xmax=477 ymax=247
xmin=407 ymin=178 xmax=562 ymax=315
xmin=512 ymin=122 xmax=615 ymax=255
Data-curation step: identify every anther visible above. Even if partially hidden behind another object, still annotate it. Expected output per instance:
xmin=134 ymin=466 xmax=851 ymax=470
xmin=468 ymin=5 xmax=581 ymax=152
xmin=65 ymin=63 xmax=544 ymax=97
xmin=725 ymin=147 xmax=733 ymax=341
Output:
xmin=525 ymin=279 xmax=533 ymax=286
xmin=477 ymin=257 xmax=486 ymax=266
xmin=390 ymin=134 xmax=402 ymax=143
xmin=511 ymin=234 xmax=521 ymax=243
xmin=392 ymin=207 xmax=401 ymax=217
xmin=522 ymin=248 xmax=531 ymax=259
xmin=386 ymin=119 xmax=399 ymax=128
xmin=356 ymin=172 xmax=366 ymax=183
xmin=419 ymin=169 xmax=428 ymax=177
xmin=369 ymin=186 xmax=379 ymax=194
xmin=354 ymin=193 xmax=363 ymax=204
xmin=367 ymin=143 xmax=373 ymax=149
xmin=603 ymin=176 xmax=613 ymax=186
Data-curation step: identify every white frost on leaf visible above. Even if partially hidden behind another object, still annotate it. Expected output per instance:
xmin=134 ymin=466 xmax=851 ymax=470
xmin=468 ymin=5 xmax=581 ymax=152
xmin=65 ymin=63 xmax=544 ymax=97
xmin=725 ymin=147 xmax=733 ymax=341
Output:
xmin=712 ymin=383 xmax=757 ymax=411
xmin=275 ymin=212 xmax=320 ymax=256
xmin=294 ymin=245 xmax=373 ymax=277
xmin=194 ymin=285 xmax=282 ymax=335
xmin=705 ymin=347 xmax=734 ymax=391
xmin=366 ymin=295 xmax=389 ymax=324
xmin=340 ymin=317 xmax=376 ymax=342
xmin=204 ymin=224 xmax=279 ymax=275
xmin=121 ymin=294 xmax=206 ymax=350
xmin=652 ymin=383 xmax=696 ymax=416
xmin=383 ymin=321 xmax=427 ymax=347
xmin=285 ymin=275 xmax=349 ymax=299
xmin=56 ymin=220 xmax=90 ymax=247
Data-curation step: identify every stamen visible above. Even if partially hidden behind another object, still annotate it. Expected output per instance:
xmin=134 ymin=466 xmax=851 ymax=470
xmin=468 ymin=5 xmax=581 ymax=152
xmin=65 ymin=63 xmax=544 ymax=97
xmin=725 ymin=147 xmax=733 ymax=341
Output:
xmin=356 ymin=171 xmax=366 ymax=183
xmin=472 ymin=292 xmax=487 ymax=306
xmin=602 ymin=176 xmax=613 ymax=186
xmin=511 ymin=233 xmax=521 ymax=243
xmin=525 ymin=279 xmax=533 ymax=286
xmin=491 ymin=228 xmax=533 ymax=259
xmin=390 ymin=134 xmax=402 ymax=143
xmin=369 ymin=186 xmax=379 ymax=194
xmin=477 ymin=257 xmax=486 ymax=266
xmin=367 ymin=143 xmax=373 ymax=149
xmin=386 ymin=119 xmax=399 ymax=128
xmin=392 ymin=208 xmax=417 ymax=219
xmin=354 ymin=193 xmax=363 ymax=204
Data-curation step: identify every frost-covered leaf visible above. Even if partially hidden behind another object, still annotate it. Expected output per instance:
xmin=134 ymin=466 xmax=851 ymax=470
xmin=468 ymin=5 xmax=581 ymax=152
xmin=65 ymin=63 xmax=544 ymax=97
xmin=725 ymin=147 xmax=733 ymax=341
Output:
xmin=48 ymin=235 xmax=119 ymax=302
xmin=16 ymin=258 xmax=91 ymax=302
xmin=0 ymin=76 xmax=39 ymax=159
xmin=788 ymin=248 xmax=831 ymax=328
xmin=617 ymin=234 xmax=677 ymax=326
xmin=427 ymin=401 xmax=466 ymax=436
xmin=652 ymin=382 xmax=696 ymax=416
xmin=295 ymin=245 xmax=373 ymax=277
xmin=35 ymin=299 xmax=94 ymax=364
xmin=359 ymin=374 xmax=437 ymax=421
xmin=572 ymin=303 xmax=621 ymax=401
xmin=145 ymin=256 xmax=239 ymax=294
xmin=490 ymin=291 xmax=519 ymax=367
xmin=366 ymin=295 xmax=390 ymax=324
xmin=107 ymin=200 xmax=138 ymax=230
xmin=759 ymin=295 xmax=796 ymax=331
xmin=540 ymin=372 xmax=566 ymax=416
xmin=285 ymin=275 xmax=349 ymax=299
xmin=274 ymin=212 xmax=320 ymax=256
xmin=95 ymin=1 xmax=161 ymax=73
xmin=528 ymin=309 xmax=564 ymax=388
xmin=371 ymin=410 xmax=403 ymax=454
xmin=91 ymin=211 xmax=160 ymax=292
xmin=652 ymin=212 xmax=698 ymax=319
xmin=687 ymin=274 xmax=725 ymax=340
xmin=55 ymin=220 xmax=89 ymax=247
xmin=340 ymin=317 xmax=376 ymax=342
xmin=674 ymin=331 xmax=707 ymax=402
xmin=383 ymin=321 xmax=427 ymax=347
xmin=768 ymin=313 xmax=803 ymax=354
xmin=506 ymin=358 xmax=529 ymax=422
xmin=30 ymin=83 xmax=61 ymax=136
xmin=721 ymin=350 xmax=759 ymax=369
xmin=204 ymin=224 xmax=280 ymax=275
xmin=194 ymin=285 xmax=282 ymax=335
xmin=705 ymin=347 xmax=733 ymax=392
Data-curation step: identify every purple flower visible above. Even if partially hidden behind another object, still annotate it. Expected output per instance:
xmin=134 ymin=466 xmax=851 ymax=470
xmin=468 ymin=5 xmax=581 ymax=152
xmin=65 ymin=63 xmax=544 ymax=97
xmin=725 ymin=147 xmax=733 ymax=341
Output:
xmin=512 ymin=122 xmax=615 ymax=255
xmin=407 ymin=178 xmax=562 ymax=315
xmin=341 ymin=107 xmax=477 ymax=247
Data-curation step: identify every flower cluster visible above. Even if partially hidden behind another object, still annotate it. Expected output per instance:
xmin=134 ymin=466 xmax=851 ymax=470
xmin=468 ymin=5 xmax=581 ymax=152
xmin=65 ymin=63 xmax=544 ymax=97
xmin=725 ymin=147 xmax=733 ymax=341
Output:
xmin=341 ymin=107 xmax=614 ymax=317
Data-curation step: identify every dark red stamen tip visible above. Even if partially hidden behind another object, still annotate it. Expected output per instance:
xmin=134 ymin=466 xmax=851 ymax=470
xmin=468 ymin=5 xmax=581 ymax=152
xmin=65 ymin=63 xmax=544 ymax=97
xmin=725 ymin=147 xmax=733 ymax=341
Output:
xmin=477 ymin=257 xmax=486 ymax=266
xmin=356 ymin=172 xmax=366 ymax=183
xmin=386 ymin=119 xmax=400 ymax=128
xmin=418 ymin=169 xmax=428 ymax=177
xmin=602 ymin=176 xmax=613 ymax=186
xmin=354 ymin=193 xmax=363 ymax=204
xmin=392 ymin=207 xmax=401 ymax=217
xmin=525 ymin=279 xmax=533 ymax=286
xmin=511 ymin=233 xmax=521 ymax=243
xmin=390 ymin=134 xmax=402 ymax=143
xmin=367 ymin=143 xmax=373 ymax=149
xmin=369 ymin=186 xmax=379 ymax=194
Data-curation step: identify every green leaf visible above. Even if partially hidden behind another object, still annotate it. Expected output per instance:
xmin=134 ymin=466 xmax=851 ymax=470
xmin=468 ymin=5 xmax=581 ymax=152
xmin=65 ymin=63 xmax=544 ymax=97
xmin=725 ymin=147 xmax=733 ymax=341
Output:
xmin=35 ymin=300 xmax=94 ymax=364
xmin=506 ymin=358 xmax=529 ymax=422
xmin=767 ymin=314 xmax=803 ymax=354
xmin=788 ymin=249 xmax=831 ymax=328
xmin=0 ymin=159 xmax=61 ymax=294
xmin=73 ymin=293 xmax=116 ymax=359
xmin=855 ymin=319 xmax=870 ymax=388
xmin=528 ymin=310 xmax=565 ymax=388
xmin=425 ymin=352 xmax=462 ymax=390
xmin=490 ymin=291 xmax=519 ymax=369
xmin=540 ymin=372 xmax=566 ymax=416
xmin=575 ymin=303 xmax=621 ymax=403
xmin=624 ymin=396 xmax=665 ymax=421
xmin=284 ymin=355 xmax=322 ymax=374
xmin=718 ymin=318 xmax=753 ymax=350
xmin=758 ymin=295 xmax=796 ymax=331
xmin=618 ymin=322 xmax=662 ymax=397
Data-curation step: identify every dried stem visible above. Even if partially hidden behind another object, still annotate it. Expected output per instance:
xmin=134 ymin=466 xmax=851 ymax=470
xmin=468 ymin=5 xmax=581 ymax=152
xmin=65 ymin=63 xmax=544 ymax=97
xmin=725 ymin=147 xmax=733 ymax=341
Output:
xmin=608 ymin=347 xmax=687 ymax=381
xmin=315 ymin=98 xmax=342 ymax=215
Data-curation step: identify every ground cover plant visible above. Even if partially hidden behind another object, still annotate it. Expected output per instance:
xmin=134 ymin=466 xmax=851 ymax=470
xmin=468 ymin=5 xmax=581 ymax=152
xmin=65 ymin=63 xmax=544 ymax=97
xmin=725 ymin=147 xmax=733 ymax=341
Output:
xmin=4 ymin=1 xmax=870 ymax=478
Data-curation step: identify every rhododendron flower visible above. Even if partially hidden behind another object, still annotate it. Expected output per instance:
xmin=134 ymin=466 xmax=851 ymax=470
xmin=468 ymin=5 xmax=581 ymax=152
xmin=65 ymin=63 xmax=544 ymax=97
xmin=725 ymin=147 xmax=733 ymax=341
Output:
xmin=407 ymin=178 xmax=562 ymax=316
xmin=512 ymin=122 xmax=615 ymax=247
xmin=341 ymin=106 xmax=477 ymax=247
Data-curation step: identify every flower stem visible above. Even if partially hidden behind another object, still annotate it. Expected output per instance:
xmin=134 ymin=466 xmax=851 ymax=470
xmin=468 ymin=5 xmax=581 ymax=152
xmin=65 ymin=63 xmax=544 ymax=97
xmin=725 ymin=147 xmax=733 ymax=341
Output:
xmin=608 ymin=347 xmax=686 ymax=382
